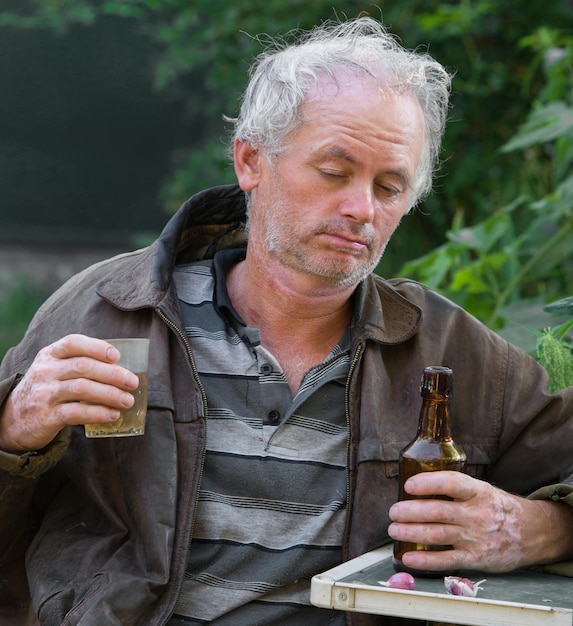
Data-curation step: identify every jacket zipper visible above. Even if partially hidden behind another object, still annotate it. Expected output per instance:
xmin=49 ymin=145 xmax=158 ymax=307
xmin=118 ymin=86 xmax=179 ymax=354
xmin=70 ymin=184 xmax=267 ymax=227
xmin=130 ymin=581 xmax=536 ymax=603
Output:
xmin=343 ymin=341 xmax=364 ymax=563
xmin=155 ymin=307 xmax=209 ymax=624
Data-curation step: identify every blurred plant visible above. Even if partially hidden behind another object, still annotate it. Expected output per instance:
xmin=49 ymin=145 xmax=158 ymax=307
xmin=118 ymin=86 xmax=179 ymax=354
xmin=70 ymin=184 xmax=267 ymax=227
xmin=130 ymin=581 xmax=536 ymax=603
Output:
xmin=0 ymin=281 xmax=48 ymax=361
xmin=400 ymin=25 xmax=573 ymax=331
xmin=536 ymin=297 xmax=573 ymax=392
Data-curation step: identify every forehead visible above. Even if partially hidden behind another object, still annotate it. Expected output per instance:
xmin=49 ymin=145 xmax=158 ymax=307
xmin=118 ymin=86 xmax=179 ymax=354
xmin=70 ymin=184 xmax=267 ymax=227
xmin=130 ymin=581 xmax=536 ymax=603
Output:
xmin=303 ymin=66 xmax=422 ymax=115
xmin=292 ymin=73 xmax=425 ymax=164
xmin=303 ymin=63 xmax=417 ymax=102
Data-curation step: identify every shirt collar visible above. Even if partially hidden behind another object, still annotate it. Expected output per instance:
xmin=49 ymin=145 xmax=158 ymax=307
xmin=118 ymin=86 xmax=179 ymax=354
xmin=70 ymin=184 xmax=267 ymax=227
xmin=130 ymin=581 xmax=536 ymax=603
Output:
xmin=212 ymin=247 xmax=247 ymax=326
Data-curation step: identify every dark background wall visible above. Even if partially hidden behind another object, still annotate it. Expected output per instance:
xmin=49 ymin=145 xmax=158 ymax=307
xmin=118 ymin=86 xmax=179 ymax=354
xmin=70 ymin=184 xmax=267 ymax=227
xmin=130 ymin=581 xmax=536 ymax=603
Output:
xmin=0 ymin=15 xmax=201 ymax=250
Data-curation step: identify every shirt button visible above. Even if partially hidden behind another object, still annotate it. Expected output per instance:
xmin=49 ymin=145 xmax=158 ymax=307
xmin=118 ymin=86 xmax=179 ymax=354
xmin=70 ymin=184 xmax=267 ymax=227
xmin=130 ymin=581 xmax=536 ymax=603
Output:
xmin=260 ymin=363 xmax=273 ymax=375
xmin=268 ymin=410 xmax=281 ymax=424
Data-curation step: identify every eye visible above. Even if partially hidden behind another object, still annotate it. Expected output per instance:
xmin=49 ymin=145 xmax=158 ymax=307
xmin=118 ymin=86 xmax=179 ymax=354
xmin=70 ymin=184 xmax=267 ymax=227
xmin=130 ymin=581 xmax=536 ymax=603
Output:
xmin=320 ymin=169 xmax=345 ymax=179
xmin=375 ymin=182 xmax=403 ymax=197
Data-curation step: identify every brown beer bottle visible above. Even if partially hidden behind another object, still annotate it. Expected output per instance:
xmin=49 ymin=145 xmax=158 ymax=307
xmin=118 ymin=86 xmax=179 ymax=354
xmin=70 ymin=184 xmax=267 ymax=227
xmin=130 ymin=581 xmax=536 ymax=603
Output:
xmin=392 ymin=366 xmax=466 ymax=576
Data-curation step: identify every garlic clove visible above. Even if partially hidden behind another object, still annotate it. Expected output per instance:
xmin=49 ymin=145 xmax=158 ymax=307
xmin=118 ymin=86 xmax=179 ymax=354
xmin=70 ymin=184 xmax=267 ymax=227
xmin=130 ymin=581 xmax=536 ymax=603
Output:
xmin=444 ymin=576 xmax=486 ymax=597
xmin=378 ymin=572 xmax=416 ymax=590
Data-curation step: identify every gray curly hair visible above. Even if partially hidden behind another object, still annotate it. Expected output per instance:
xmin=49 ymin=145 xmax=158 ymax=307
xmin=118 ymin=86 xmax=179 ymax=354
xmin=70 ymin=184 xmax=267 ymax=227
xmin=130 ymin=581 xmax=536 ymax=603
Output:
xmin=227 ymin=17 xmax=452 ymax=211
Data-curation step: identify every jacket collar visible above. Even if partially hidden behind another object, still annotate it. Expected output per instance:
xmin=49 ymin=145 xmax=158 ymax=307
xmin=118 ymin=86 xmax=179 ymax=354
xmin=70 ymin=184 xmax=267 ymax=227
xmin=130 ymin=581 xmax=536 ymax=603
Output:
xmin=352 ymin=274 xmax=422 ymax=345
xmin=97 ymin=184 xmax=422 ymax=345
xmin=96 ymin=185 xmax=247 ymax=310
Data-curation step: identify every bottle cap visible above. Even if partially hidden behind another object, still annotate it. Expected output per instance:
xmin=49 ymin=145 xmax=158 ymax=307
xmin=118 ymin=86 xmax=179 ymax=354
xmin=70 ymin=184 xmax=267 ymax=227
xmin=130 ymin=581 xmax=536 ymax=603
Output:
xmin=421 ymin=365 xmax=453 ymax=397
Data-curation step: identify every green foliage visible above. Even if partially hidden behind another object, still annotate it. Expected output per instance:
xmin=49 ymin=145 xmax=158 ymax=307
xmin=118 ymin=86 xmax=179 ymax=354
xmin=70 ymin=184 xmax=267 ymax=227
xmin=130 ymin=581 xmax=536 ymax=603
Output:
xmin=0 ymin=282 xmax=48 ymax=361
xmin=536 ymin=297 xmax=573 ymax=392
xmin=537 ymin=331 xmax=573 ymax=393
xmin=390 ymin=1 xmax=571 ymax=226
xmin=400 ymin=24 xmax=573 ymax=331
xmin=0 ymin=0 xmax=98 ymax=30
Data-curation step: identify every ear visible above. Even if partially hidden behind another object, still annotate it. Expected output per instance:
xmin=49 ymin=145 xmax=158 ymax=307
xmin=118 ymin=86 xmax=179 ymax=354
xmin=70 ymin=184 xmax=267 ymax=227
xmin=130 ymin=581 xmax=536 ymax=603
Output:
xmin=234 ymin=139 xmax=262 ymax=192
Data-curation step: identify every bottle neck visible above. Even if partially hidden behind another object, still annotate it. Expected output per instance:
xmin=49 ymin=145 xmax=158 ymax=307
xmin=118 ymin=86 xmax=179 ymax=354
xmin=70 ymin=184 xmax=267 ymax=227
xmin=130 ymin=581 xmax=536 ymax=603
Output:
xmin=417 ymin=396 xmax=452 ymax=440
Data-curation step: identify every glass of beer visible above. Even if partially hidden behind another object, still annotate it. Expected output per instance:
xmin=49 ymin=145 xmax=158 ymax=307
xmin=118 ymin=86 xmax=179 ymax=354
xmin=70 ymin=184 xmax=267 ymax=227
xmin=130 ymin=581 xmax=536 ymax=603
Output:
xmin=84 ymin=338 xmax=150 ymax=438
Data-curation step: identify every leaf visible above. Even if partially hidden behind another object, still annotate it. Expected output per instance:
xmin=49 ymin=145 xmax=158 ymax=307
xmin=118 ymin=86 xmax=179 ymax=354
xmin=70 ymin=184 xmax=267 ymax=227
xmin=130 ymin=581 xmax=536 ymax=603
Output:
xmin=400 ymin=245 xmax=461 ymax=289
xmin=544 ymin=297 xmax=573 ymax=316
xmin=502 ymin=102 xmax=573 ymax=152
xmin=450 ymin=265 xmax=489 ymax=294
xmin=448 ymin=212 xmax=512 ymax=253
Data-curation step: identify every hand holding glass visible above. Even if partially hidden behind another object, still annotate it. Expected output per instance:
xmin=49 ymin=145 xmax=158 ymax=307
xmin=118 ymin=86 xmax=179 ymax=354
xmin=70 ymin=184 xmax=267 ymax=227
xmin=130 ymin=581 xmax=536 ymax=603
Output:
xmin=84 ymin=338 xmax=150 ymax=438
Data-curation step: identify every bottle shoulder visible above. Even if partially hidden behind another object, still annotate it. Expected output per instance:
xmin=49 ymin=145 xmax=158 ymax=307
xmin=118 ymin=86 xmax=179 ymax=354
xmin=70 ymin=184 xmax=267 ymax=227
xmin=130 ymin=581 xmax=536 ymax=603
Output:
xmin=400 ymin=438 xmax=466 ymax=464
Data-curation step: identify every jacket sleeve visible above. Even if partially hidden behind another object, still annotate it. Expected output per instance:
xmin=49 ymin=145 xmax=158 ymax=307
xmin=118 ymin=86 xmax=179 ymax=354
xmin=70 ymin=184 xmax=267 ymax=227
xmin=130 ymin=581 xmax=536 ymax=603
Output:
xmin=486 ymin=339 xmax=573 ymax=492
xmin=0 ymin=373 xmax=71 ymax=478
xmin=527 ymin=483 xmax=573 ymax=576
xmin=0 ymin=368 xmax=71 ymax=608
xmin=0 ymin=427 xmax=71 ymax=477
xmin=485 ymin=339 xmax=573 ymax=576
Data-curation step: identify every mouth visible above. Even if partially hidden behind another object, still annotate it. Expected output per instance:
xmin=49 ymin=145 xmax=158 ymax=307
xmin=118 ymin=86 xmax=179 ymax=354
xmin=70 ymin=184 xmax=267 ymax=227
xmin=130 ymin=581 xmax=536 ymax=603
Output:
xmin=320 ymin=231 xmax=370 ymax=253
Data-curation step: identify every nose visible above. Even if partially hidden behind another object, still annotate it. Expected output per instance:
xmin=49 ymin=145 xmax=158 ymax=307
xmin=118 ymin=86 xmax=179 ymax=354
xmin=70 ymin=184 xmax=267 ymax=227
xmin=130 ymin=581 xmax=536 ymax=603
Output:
xmin=339 ymin=185 xmax=376 ymax=224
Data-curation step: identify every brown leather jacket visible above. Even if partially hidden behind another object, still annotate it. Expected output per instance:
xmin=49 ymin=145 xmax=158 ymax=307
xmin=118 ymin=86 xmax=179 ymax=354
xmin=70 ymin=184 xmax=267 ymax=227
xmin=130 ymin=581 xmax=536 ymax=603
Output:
xmin=1 ymin=184 xmax=572 ymax=625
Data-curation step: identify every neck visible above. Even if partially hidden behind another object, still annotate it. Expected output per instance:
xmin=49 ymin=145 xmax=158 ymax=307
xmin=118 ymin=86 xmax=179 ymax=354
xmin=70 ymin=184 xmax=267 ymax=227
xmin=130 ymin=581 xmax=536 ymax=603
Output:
xmin=228 ymin=254 xmax=354 ymax=333
xmin=227 ymin=255 xmax=355 ymax=393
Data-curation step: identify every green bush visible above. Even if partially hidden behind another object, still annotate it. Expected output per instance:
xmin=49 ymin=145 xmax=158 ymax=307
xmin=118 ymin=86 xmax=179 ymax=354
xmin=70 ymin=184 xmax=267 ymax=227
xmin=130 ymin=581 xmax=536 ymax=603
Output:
xmin=399 ymin=25 xmax=573 ymax=337
xmin=0 ymin=282 xmax=48 ymax=361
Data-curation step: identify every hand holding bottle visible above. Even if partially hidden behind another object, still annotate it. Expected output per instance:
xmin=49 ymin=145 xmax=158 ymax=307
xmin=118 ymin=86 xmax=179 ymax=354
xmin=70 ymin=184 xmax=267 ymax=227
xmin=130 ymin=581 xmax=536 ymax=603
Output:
xmin=388 ymin=468 xmax=573 ymax=573
xmin=390 ymin=365 xmax=573 ymax=575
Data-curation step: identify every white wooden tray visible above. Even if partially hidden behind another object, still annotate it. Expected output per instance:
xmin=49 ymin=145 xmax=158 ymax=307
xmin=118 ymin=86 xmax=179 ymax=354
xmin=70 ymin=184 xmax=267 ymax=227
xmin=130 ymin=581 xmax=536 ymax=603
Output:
xmin=311 ymin=545 xmax=573 ymax=625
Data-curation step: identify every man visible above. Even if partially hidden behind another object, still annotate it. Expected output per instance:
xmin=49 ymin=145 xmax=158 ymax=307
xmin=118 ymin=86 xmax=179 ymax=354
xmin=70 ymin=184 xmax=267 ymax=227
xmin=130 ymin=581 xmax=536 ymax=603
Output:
xmin=1 ymin=16 xmax=572 ymax=626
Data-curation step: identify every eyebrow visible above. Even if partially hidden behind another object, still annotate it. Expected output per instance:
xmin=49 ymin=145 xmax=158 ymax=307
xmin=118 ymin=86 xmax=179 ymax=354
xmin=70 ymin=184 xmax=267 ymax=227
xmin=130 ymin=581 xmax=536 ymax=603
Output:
xmin=323 ymin=146 xmax=357 ymax=163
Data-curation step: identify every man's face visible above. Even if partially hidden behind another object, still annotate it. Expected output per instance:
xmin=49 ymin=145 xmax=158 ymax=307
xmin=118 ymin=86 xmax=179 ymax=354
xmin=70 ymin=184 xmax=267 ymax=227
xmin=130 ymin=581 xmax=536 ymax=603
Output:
xmin=237 ymin=76 xmax=425 ymax=290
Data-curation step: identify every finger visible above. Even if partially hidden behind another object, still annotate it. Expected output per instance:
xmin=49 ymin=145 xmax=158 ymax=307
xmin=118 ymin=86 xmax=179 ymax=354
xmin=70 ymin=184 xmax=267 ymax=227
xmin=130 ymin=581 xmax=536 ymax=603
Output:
xmin=55 ymin=357 xmax=139 ymax=391
xmin=404 ymin=470 xmax=478 ymax=501
xmin=388 ymin=523 xmax=463 ymax=546
xmin=57 ymin=378 xmax=136 ymax=410
xmin=400 ymin=546 xmax=466 ymax=573
xmin=48 ymin=334 xmax=121 ymax=364
xmin=55 ymin=400 xmax=124 ymax=427
xmin=22 ymin=357 xmax=139 ymax=403
xmin=10 ymin=373 xmax=135 ymax=429
xmin=390 ymin=498 xmax=467 ymax=525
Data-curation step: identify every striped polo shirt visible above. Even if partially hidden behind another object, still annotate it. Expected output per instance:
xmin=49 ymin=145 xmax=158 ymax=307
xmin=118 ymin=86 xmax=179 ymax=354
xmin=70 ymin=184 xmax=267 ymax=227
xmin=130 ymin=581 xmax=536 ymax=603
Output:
xmin=169 ymin=248 xmax=350 ymax=625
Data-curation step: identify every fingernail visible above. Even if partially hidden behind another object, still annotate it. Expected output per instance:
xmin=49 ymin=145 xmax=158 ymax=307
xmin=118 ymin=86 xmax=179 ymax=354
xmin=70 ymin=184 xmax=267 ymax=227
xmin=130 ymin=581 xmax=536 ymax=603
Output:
xmin=106 ymin=346 xmax=120 ymax=361
xmin=126 ymin=373 xmax=139 ymax=389
xmin=121 ymin=392 xmax=135 ymax=407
